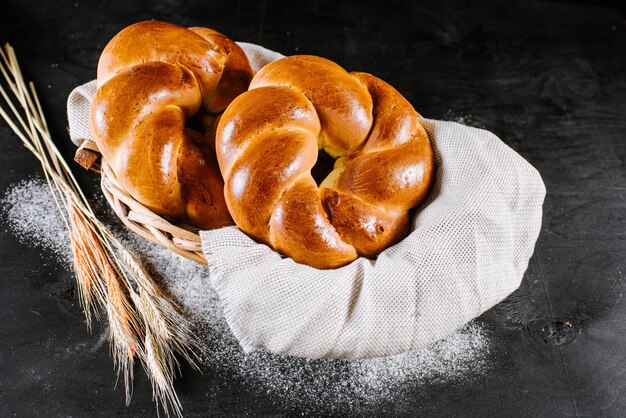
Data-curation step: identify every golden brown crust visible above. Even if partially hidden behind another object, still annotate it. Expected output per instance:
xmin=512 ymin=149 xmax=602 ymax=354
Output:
xmin=217 ymin=86 xmax=321 ymax=178
xmin=250 ymin=56 xmax=373 ymax=156
xmin=188 ymin=27 xmax=254 ymax=113
xmin=216 ymin=55 xmax=434 ymax=268
xmin=321 ymin=188 xmax=409 ymax=258
xmin=90 ymin=21 xmax=254 ymax=229
xmin=269 ymin=177 xmax=357 ymax=269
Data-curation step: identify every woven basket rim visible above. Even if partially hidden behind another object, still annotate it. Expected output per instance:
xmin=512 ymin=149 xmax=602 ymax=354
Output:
xmin=95 ymin=153 xmax=208 ymax=265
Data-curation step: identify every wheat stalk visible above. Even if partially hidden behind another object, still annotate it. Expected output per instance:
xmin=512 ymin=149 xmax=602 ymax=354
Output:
xmin=0 ymin=43 xmax=202 ymax=417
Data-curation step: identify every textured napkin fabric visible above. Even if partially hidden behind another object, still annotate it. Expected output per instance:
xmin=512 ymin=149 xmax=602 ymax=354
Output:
xmin=67 ymin=42 xmax=546 ymax=359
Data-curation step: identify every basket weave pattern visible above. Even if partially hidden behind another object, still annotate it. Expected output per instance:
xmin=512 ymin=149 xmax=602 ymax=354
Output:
xmin=78 ymin=140 xmax=208 ymax=264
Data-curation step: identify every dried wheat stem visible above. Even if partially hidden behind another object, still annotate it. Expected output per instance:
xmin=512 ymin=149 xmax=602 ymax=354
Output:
xmin=0 ymin=43 xmax=202 ymax=417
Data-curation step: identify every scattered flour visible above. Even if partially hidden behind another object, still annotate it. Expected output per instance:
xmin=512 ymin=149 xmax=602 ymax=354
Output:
xmin=1 ymin=177 xmax=494 ymax=413
xmin=2 ymin=178 xmax=71 ymax=264
xmin=444 ymin=111 xmax=486 ymax=130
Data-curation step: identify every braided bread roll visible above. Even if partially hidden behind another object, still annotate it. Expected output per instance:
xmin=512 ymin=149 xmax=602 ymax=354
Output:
xmin=216 ymin=55 xmax=434 ymax=269
xmin=90 ymin=21 xmax=253 ymax=229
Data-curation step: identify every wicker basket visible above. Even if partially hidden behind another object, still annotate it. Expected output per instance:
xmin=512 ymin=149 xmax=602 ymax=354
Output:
xmin=75 ymin=140 xmax=208 ymax=264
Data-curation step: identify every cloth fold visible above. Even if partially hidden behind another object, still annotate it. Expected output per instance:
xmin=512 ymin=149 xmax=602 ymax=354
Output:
xmin=67 ymin=42 xmax=546 ymax=359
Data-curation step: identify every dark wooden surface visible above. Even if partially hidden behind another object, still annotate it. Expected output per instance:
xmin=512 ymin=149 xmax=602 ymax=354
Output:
xmin=1 ymin=0 xmax=625 ymax=416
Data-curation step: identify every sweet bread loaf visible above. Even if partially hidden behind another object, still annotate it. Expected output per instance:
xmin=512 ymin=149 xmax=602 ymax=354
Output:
xmin=90 ymin=21 xmax=253 ymax=229
xmin=216 ymin=55 xmax=434 ymax=268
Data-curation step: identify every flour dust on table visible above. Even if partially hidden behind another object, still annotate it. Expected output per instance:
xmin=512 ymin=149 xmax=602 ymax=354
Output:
xmin=1 ymin=177 xmax=495 ymax=413
xmin=444 ymin=111 xmax=487 ymax=130
xmin=3 ymin=178 xmax=72 ymax=264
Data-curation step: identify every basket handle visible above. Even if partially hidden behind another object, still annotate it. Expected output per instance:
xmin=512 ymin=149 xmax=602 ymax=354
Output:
xmin=74 ymin=139 xmax=101 ymax=172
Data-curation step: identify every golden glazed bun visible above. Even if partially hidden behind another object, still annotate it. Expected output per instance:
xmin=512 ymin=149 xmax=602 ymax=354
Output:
xmin=90 ymin=21 xmax=253 ymax=229
xmin=216 ymin=55 xmax=434 ymax=269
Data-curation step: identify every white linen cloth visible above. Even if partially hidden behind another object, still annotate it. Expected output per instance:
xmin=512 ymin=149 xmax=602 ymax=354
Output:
xmin=68 ymin=42 xmax=545 ymax=359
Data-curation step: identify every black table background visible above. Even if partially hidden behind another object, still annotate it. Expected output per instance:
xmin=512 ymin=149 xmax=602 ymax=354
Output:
xmin=1 ymin=0 xmax=625 ymax=416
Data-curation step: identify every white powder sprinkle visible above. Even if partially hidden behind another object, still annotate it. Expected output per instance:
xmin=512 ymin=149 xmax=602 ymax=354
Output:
xmin=2 ymin=178 xmax=71 ymax=264
xmin=444 ymin=111 xmax=486 ymax=130
xmin=1 ymin=178 xmax=493 ymax=413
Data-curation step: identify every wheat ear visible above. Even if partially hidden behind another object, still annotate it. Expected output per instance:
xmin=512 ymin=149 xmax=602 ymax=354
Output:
xmin=0 ymin=43 xmax=203 ymax=417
